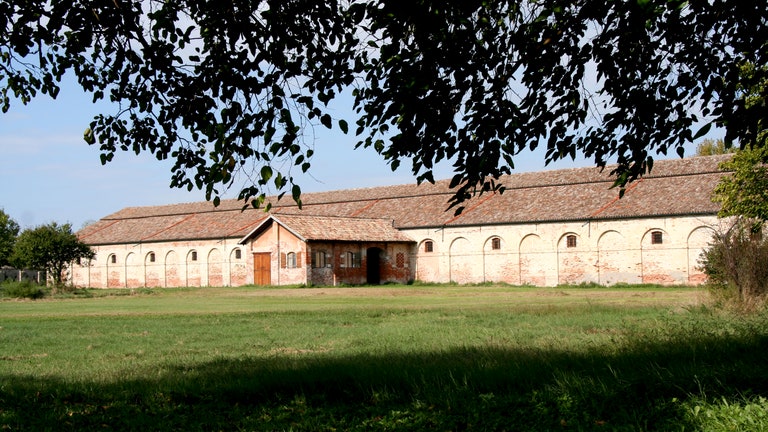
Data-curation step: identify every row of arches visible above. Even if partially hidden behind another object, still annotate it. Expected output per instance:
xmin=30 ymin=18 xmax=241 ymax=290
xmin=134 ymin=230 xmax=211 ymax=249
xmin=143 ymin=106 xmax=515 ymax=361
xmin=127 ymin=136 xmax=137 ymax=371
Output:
xmin=77 ymin=247 xmax=248 ymax=288
xmin=414 ymin=225 xmax=714 ymax=286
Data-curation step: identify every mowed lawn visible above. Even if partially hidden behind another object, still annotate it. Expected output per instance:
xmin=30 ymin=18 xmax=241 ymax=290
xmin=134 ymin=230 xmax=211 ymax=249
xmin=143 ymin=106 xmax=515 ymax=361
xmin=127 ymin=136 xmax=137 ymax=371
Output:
xmin=1 ymin=285 xmax=768 ymax=431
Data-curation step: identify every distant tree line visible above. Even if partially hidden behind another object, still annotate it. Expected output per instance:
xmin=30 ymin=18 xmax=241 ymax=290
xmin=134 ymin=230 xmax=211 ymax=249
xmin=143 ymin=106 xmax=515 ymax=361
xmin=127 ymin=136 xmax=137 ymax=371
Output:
xmin=0 ymin=210 xmax=94 ymax=291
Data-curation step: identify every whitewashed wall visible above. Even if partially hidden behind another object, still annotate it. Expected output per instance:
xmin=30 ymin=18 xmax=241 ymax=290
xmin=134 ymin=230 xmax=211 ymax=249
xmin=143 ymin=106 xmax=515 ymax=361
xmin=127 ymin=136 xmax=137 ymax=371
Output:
xmin=405 ymin=215 xmax=718 ymax=286
xmin=71 ymin=239 xmax=249 ymax=288
xmin=72 ymin=215 xmax=718 ymax=288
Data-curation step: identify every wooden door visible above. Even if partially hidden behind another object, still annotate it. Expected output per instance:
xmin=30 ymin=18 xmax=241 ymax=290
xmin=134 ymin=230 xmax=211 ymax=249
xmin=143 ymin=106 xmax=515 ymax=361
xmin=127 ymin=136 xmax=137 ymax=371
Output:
xmin=253 ymin=253 xmax=271 ymax=285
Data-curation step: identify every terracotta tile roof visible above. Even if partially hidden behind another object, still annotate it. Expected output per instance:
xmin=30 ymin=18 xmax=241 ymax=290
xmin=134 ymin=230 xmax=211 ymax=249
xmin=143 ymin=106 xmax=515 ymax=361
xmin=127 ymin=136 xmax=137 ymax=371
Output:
xmin=77 ymin=207 xmax=270 ymax=245
xmin=241 ymin=214 xmax=415 ymax=243
xmin=77 ymin=154 xmax=730 ymax=245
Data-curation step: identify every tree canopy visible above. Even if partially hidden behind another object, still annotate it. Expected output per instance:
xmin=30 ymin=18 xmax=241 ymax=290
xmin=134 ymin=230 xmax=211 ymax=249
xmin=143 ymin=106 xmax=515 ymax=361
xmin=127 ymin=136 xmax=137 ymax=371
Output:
xmin=2 ymin=0 xmax=767 ymax=212
xmin=0 ymin=209 xmax=19 ymax=267
xmin=695 ymin=139 xmax=734 ymax=157
xmin=710 ymin=62 xmax=768 ymax=226
xmin=713 ymin=146 xmax=768 ymax=227
xmin=10 ymin=222 xmax=94 ymax=287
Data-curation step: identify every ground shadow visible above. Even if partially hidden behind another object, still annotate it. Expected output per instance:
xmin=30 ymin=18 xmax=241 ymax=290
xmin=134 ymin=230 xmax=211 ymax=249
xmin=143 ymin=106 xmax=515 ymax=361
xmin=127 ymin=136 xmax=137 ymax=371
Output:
xmin=2 ymin=328 xmax=767 ymax=430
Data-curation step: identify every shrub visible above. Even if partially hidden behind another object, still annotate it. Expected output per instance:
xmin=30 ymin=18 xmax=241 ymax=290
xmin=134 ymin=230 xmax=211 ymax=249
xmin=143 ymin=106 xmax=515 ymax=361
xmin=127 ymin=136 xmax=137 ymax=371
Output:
xmin=699 ymin=218 xmax=768 ymax=310
xmin=1 ymin=280 xmax=46 ymax=299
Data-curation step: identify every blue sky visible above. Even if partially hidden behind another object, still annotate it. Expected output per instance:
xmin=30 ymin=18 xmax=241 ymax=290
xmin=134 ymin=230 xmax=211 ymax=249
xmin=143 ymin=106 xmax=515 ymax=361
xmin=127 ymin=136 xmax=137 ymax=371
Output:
xmin=0 ymin=77 xmax=705 ymax=231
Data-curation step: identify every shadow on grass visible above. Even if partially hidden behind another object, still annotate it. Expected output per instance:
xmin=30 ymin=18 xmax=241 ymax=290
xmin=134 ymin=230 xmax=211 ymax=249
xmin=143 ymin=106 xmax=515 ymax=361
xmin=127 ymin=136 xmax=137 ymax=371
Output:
xmin=2 ymin=321 xmax=768 ymax=431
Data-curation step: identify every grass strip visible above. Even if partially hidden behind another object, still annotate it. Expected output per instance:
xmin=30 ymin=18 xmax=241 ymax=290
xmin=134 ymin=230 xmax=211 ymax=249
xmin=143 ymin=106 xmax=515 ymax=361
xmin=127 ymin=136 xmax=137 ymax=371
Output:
xmin=1 ymin=285 xmax=765 ymax=430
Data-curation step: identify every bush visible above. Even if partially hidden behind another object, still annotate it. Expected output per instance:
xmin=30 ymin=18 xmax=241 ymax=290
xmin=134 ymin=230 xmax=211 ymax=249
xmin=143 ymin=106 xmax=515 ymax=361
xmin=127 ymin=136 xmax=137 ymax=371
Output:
xmin=699 ymin=218 xmax=768 ymax=310
xmin=1 ymin=280 xmax=46 ymax=299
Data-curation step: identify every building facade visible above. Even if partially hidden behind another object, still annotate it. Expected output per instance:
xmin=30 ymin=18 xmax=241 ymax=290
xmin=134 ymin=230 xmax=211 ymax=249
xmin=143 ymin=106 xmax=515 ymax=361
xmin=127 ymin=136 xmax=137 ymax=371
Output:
xmin=405 ymin=216 xmax=716 ymax=286
xmin=72 ymin=155 xmax=729 ymax=288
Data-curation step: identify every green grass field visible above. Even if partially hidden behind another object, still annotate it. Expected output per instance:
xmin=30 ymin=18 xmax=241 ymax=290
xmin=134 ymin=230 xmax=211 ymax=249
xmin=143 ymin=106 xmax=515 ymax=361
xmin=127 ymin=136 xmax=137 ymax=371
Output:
xmin=1 ymin=285 xmax=767 ymax=431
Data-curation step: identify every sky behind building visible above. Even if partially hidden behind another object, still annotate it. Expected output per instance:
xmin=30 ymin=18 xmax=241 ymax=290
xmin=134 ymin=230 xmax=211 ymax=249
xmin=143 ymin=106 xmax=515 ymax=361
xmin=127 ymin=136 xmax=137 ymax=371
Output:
xmin=1 ymin=77 xmax=707 ymax=231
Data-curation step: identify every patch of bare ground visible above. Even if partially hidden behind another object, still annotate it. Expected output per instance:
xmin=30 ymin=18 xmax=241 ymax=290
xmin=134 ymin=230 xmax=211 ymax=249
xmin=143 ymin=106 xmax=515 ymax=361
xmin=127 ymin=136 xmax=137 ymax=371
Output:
xmin=267 ymin=346 xmax=332 ymax=356
xmin=0 ymin=353 xmax=48 ymax=361
xmin=238 ymin=287 xmax=439 ymax=297
xmin=234 ymin=286 xmax=705 ymax=306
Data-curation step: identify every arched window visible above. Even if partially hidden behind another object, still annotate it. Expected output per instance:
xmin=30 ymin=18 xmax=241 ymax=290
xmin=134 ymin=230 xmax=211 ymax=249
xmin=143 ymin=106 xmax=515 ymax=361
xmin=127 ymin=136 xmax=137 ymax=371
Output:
xmin=109 ymin=254 xmax=117 ymax=264
xmin=566 ymin=235 xmax=577 ymax=248
xmin=312 ymin=250 xmax=329 ymax=268
xmin=651 ymin=231 xmax=663 ymax=245
xmin=347 ymin=251 xmax=361 ymax=268
xmin=424 ymin=241 xmax=434 ymax=253
xmin=148 ymin=252 xmax=156 ymax=263
xmin=281 ymin=252 xmax=302 ymax=268
xmin=234 ymin=248 xmax=242 ymax=260
xmin=491 ymin=237 xmax=501 ymax=250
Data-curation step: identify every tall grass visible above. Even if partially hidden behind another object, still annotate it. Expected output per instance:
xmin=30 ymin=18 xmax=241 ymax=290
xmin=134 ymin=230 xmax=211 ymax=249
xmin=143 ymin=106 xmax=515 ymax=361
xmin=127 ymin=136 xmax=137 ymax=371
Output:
xmin=0 ymin=280 xmax=46 ymax=299
xmin=1 ymin=286 xmax=766 ymax=430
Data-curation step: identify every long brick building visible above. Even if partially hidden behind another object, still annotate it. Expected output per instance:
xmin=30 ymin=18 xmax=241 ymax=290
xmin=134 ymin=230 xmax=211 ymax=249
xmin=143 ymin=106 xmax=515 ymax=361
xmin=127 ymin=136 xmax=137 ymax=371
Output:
xmin=72 ymin=154 xmax=729 ymax=288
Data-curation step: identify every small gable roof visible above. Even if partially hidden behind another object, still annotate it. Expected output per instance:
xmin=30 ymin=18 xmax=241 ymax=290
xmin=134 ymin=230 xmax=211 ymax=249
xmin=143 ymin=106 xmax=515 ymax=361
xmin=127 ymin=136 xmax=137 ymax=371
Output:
xmin=77 ymin=154 xmax=731 ymax=246
xmin=239 ymin=214 xmax=415 ymax=244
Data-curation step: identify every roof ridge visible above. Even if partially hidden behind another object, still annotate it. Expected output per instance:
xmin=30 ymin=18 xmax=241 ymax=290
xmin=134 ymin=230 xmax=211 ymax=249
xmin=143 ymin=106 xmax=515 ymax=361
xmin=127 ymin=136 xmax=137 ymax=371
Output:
xmin=276 ymin=213 xmax=395 ymax=222
xmin=493 ymin=155 xmax=729 ymax=191
xmin=97 ymin=154 xmax=730 ymax=222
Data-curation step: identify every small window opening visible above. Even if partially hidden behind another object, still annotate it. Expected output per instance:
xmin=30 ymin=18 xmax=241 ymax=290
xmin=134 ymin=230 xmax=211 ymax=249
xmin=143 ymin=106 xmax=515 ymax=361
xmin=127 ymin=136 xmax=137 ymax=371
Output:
xmin=110 ymin=254 xmax=117 ymax=264
xmin=148 ymin=252 xmax=155 ymax=263
xmin=312 ymin=251 xmax=328 ymax=268
xmin=651 ymin=231 xmax=663 ymax=245
xmin=234 ymin=249 xmax=242 ymax=260
xmin=190 ymin=251 xmax=198 ymax=261
xmin=346 ymin=252 xmax=361 ymax=268
xmin=491 ymin=237 xmax=501 ymax=250
xmin=287 ymin=252 xmax=297 ymax=268
xmin=424 ymin=241 xmax=434 ymax=253
xmin=566 ymin=235 xmax=577 ymax=248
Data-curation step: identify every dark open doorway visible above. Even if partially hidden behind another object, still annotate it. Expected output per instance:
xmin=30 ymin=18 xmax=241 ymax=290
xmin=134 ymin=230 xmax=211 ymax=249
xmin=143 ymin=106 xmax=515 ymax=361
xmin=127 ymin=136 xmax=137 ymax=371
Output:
xmin=366 ymin=247 xmax=382 ymax=285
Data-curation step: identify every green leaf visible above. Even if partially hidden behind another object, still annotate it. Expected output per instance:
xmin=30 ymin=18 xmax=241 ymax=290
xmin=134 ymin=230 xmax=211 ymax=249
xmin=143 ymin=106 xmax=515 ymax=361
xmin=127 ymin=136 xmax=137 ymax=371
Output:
xmin=84 ymin=128 xmax=95 ymax=144
xmin=321 ymin=114 xmax=332 ymax=129
xmin=261 ymin=165 xmax=273 ymax=182
xmin=292 ymin=184 xmax=302 ymax=208
xmin=693 ymin=123 xmax=712 ymax=140
xmin=339 ymin=119 xmax=349 ymax=134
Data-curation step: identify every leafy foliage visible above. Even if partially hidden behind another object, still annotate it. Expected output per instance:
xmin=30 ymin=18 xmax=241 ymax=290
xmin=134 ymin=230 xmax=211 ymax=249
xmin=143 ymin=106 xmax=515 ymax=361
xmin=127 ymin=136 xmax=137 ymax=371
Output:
xmin=695 ymin=138 xmax=734 ymax=156
xmin=0 ymin=208 xmax=19 ymax=267
xmin=10 ymin=222 xmax=94 ymax=289
xmin=2 ymin=1 xmax=767 ymax=212
xmin=703 ymin=63 xmax=768 ymax=307
xmin=699 ymin=218 xmax=768 ymax=309
xmin=737 ymin=61 xmax=768 ymax=147
xmin=713 ymin=146 xmax=768 ymax=225
xmin=0 ymin=279 xmax=45 ymax=299
xmin=710 ymin=60 xmax=768 ymax=224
